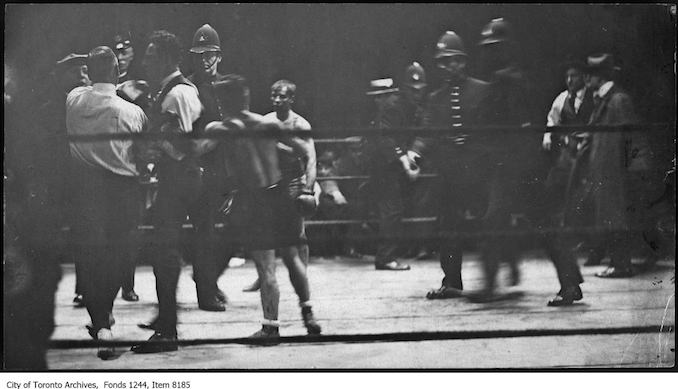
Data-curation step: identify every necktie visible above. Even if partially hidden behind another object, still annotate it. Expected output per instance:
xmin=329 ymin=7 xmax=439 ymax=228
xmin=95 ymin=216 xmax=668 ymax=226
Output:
xmin=567 ymin=93 xmax=576 ymax=112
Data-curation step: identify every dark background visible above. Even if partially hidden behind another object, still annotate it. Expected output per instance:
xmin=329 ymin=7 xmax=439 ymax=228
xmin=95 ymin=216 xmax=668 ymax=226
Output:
xmin=5 ymin=3 xmax=676 ymax=129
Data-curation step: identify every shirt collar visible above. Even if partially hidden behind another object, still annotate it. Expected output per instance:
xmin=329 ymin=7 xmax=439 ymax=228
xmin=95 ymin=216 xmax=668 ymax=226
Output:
xmin=596 ymin=81 xmax=614 ymax=99
xmin=160 ymin=70 xmax=182 ymax=90
xmin=92 ymin=83 xmax=117 ymax=95
xmin=574 ymin=87 xmax=586 ymax=99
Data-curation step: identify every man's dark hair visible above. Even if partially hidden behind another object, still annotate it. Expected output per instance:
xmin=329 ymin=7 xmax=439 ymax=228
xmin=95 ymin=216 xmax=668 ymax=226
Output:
xmin=148 ymin=30 xmax=183 ymax=67
xmin=87 ymin=46 xmax=118 ymax=83
xmin=271 ymin=79 xmax=296 ymax=97
xmin=213 ymin=74 xmax=249 ymax=112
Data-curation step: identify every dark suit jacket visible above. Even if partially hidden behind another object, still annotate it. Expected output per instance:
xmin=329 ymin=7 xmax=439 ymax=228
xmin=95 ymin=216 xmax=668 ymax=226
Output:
xmin=365 ymin=92 xmax=422 ymax=172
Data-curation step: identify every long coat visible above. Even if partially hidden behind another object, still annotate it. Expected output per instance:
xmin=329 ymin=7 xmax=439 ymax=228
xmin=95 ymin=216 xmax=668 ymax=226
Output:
xmin=586 ymin=84 xmax=638 ymax=230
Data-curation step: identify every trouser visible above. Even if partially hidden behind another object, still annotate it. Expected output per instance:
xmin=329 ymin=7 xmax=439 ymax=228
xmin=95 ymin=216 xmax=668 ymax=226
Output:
xmin=120 ymin=254 xmax=136 ymax=292
xmin=478 ymin=169 xmax=521 ymax=292
xmin=190 ymin=181 xmax=232 ymax=303
xmin=150 ymin=160 xmax=204 ymax=336
xmin=544 ymin=234 xmax=584 ymax=288
xmin=120 ymin=190 xmax=147 ymax=293
xmin=435 ymin=160 xmax=487 ymax=290
xmin=70 ymin=166 xmax=141 ymax=332
xmin=373 ymin=167 xmax=407 ymax=265
xmin=539 ymin=145 xmax=585 ymax=289
xmin=406 ymin=170 xmax=438 ymax=242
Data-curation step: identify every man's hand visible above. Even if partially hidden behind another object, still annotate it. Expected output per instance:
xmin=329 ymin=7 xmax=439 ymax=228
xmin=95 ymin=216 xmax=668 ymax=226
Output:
xmin=118 ymin=80 xmax=149 ymax=102
xmin=327 ymin=190 xmax=348 ymax=206
xmin=399 ymin=154 xmax=420 ymax=182
xmin=542 ymin=132 xmax=552 ymax=150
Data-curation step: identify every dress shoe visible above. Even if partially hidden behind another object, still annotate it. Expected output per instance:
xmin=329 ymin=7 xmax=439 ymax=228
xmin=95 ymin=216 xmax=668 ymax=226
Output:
xmin=96 ymin=328 xmax=116 ymax=360
xmin=595 ymin=266 xmax=633 ymax=278
xmin=131 ymin=332 xmax=178 ymax=354
xmin=73 ymin=294 xmax=85 ymax=308
xmin=301 ymin=306 xmax=322 ymax=335
xmin=375 ymin=260 xmax=410 ymax=271
xmin=215 ymin=288 xmax=228 ymax=304
xmin=249 ymin=325 xmax=280 ymax=346
xmin=198 ymin=297 xmax=226 ymax=312
xmin=547 ymin=285 xmax=583 ymax=307
xmin=426 ymin=285 xmax=464 ymax=299
xmin=242 ymin=278 xmax=261 ymax=292
xmin=121 ymin=289 xmax=139 ymax=302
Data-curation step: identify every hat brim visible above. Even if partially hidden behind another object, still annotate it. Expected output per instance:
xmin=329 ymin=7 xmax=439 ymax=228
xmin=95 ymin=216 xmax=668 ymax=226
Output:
xmin=190 ymin=46 xmax=221 ymax=54
xmin=366 ymin=88 xmax=399 ymax=96
xmin=434 ymin=51 xmax=468 ymax=59
xmin=585 ymin=64 xmax=621 ymax=73
xmin=405 ymin=82 xmax=427 ymax=90
xmin=478 ymin=38 xmax=505 ymax=46
xmin=55 ymin=54 xmax=88 ymax=69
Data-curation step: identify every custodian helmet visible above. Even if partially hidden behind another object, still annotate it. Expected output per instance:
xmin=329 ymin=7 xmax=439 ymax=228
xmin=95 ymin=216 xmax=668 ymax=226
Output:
xmin=434 ymin=31 xmax=467 ymax=59
xmin=479 ymin=18 xmax=513 ymax=46
xmin=190 ymin=24 xmax=221 ymax=54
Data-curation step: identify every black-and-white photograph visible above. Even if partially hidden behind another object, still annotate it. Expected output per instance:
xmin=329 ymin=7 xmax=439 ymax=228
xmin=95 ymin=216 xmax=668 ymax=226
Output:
xmin=3 ymin=3 xmax=676 ymax=372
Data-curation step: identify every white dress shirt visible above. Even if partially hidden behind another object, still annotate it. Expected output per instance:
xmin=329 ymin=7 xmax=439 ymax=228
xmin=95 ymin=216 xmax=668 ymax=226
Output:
xmin=67 ymin=83 xmax=148 ymax=176
xmin=546 ymin=87 xmax=588 ymax=127
xmin=158 ymin=70 xmax=203 ymax=133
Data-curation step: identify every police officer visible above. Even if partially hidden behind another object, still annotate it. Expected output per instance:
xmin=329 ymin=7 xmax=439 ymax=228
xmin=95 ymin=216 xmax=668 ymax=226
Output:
xmin=465 ymin=18 xmax=537 ymax=302
xmin=186 ymin=23 xmax=232 ymax=311
xmin=115 ymin=33 xmax=151 ymax=110
xmin=113 ymin=32 xmax=150 ymax=304
xmin=412 ymin=31 xmax=492 ymax=299
xmin=401 ymin=63 xmax=436 ymax=260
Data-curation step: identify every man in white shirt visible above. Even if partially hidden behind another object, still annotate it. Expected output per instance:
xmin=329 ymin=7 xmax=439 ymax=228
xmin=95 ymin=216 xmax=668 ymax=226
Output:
xmin=66 ymin=46 xmax=148 ymax=359
xmin=131 ymin=30 xmax=204 ymax=354
xmin=540 ymin=60 xmax=593 ymax=307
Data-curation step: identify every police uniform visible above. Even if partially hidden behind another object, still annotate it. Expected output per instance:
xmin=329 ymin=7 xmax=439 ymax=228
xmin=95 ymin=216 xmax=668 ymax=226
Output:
xmin=471 ymin=19 xmax=537 ymax=299
xmin=414 ymin=32 xmax=492 ymax=295
xmin=113 ymin=34 xmax=150 ymax=303
xmin=186 ymin=24 xmax=233 ymax=310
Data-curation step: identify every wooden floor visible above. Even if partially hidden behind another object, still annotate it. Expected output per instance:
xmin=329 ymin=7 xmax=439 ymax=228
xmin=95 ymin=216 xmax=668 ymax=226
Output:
xmin=47 ymin=253 xmax=675 ymax=369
